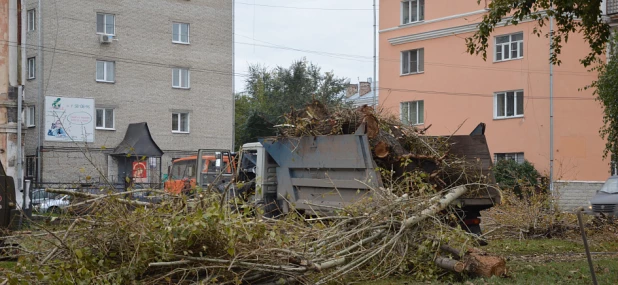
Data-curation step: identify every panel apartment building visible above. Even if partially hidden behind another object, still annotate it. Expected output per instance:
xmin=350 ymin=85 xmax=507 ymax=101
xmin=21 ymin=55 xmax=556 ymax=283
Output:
xmin=379 ymin=1 xmax=616 ymax=208
xmin=23 ymin=0 xmax=234 ymax=183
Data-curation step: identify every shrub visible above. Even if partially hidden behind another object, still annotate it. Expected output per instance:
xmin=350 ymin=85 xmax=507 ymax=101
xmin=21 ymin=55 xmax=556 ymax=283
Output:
xmin=493 ymin=159 xmax=542 ymax=197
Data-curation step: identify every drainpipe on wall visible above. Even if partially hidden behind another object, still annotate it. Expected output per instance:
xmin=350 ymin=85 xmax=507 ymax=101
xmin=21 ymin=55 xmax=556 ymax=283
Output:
xmin=231 ymin=0 xmax=236 ymax=151
xmin=372 ymin=0 xmax=377 ymax=108
xmin=18 ymin=0 xmax=25 ymax=194
xmin=36 ymin=0 xmax=43 ymax=184
xmin=549 ymin=4 xmax=555 ymax=203
xmin=8 ymin=0 xmax=17 ymax=87
xmin=17 ymin=0 xmax=26 ymax=223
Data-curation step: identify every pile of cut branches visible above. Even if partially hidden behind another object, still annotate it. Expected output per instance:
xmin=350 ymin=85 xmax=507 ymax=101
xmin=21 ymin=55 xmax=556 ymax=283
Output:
xmin=281 ymin=102 xmax=495 ymax=197
xmin=482 ymin=188 xmax=618 ymax=241
xmin=2 ymin=184 xmax=505 ymax=284
xmin=1 ymin=102 xmax=505 ymax=284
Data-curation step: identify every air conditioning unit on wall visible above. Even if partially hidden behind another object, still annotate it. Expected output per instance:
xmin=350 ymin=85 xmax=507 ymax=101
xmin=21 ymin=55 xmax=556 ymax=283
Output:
xmin=99 ymin=34 xmax=114 ymax=44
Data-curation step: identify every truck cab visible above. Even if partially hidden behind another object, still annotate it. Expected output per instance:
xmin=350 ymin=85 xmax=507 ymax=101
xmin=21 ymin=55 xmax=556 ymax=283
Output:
xmin=164 ymin=151 xmax=235 ymax=194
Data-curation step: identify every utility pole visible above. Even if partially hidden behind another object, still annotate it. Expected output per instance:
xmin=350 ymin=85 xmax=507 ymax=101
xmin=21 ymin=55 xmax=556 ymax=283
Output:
xmin=36 ymin=0 xmax=43 ymax=184
xmin=549 ymin=6 xmax=555 ymax=200
xmin=232 ymin=0 xmax=236 ymax=151
xmin=18 ymin=0 xmax=26 ymax=226
xmin=19 ymin=0 xmax=26 ymax=193
xmin=372 ymin=0 xmax=377 ymax=108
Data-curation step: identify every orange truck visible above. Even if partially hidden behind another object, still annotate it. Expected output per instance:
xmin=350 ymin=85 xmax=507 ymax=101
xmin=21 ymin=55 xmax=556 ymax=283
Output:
xmin=164 ymin=150 xmax=236 ymax=194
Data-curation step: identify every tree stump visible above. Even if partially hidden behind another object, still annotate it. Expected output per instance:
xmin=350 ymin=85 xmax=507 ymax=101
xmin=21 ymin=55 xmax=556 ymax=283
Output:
xmin=463 ymin=248 xmax=507 ymax=277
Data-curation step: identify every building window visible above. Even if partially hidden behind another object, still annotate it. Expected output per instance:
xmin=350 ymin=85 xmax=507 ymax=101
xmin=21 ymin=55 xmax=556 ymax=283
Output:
xmin=495 ymin=90 xmax=524 ymax=119
xmin=172 ymin=22 xmax=190 ymax=44
xmin=27 ymin=9 xmax=35 ymax=31
xmin=401 ymin=48 xmax=424 ymax=75
xmin=172 ymin=113 xmax=189 ymax=133
xmin=96 ymin=108 xmax=114 ymax=130
xmin=7 ymin=108 xmax=17 ymax=123
xmin=401 ymin=100 xmax=424 ymax=125
xmin=26 ymin=156 xmax=37 ymax=178
xmin=402 ymin=0 xmax=425 ymax=24
xmin=96 ymin=60 xmax=115 ymax=83
xmin=494 ymin=152 xmax=524 ymax=164
xmin=96 ymin=13 xmax=115 ymax=35
xmin=27 ymin=106 xmax=35 ymax=127
xmin=495 ymin=32 xmax=524 ymax=61
xmin=28 ymin=57 xmax=36 ymax=79
xmin=172 ymin=68 xmax=190 ymax=89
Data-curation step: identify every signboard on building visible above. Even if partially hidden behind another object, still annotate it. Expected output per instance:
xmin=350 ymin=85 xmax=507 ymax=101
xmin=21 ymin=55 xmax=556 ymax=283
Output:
xmin=45 ymin=96 xmax=95 ymax=143
xmin=133 ymin=161 xmax=147 ymax=179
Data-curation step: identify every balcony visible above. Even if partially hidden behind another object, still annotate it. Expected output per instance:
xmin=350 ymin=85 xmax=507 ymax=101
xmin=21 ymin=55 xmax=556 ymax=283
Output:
xmin=608 ymin=0 xmax=618 ymax=16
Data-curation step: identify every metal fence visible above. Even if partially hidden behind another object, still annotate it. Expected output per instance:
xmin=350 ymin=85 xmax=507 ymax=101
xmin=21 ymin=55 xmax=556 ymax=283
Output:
xmin=30 ymin=180 xmax=163 ymax=215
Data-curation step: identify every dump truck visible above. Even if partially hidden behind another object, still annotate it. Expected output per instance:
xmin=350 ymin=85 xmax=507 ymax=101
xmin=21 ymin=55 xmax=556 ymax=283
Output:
xmin=165 ymin=122 xmax=500 ymax=236
xmin=164 ymin=155 xmax=235 ymax=194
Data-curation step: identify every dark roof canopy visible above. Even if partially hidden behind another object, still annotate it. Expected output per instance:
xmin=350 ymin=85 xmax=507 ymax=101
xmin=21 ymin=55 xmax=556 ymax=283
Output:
xmin=112 ymin=122 xmax=163 ymax=157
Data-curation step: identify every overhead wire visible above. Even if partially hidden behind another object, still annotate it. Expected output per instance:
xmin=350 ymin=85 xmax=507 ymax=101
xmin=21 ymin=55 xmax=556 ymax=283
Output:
xmin=235 ymin=1 xmax=376 ymax=11
xmin=376 ymin=87 xmax=596 ymax=101
xmin=5 ymin=37 xmax=599 ymax=101
xmin=0 ymin=40 xmax=250 ymax=78
xmin=33 ymin=13 xmax=598 ymax=77
xmin=4 ymin=37 xmax=599 ymax=101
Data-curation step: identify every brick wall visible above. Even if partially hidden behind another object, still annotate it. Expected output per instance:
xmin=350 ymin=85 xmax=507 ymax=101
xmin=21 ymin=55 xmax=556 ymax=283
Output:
xmin=359 ymin=82 xmax=371 ymax=96
xmin=345 ymin=84 xmax=358 ymax=98
xmin=24 ymin=0 xmax=233 ymax=182
xmin=554 ymin=181 xmax=604 ymax=211
xmin=41 ymin=150 xmax=107 ymax=183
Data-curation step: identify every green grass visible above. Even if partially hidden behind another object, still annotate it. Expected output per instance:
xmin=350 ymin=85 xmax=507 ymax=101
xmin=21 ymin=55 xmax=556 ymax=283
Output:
xmin=492 ymin=258 xmax=618 ymax=285
xmin=358 ymin=258 xmax=618 ymax=285
xmin=485 ymin=238 xmax=583 ymax=255
xmin=0 ymin=261 xmax=16 ymax=271
xmin=355 ymin=239 xmax=618 ymax=285
xmin=485 ymin=238 xmax=618 ymax=255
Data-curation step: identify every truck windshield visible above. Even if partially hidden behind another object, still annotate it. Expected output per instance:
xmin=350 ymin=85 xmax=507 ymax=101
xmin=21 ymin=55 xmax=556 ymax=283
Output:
xmin=600 ymin=177 xmax=618 ymax=194
xmin=170 ymin=160 xmax=197 ymax=180
xmin=206 ymin=160 xmax=232 ymax=174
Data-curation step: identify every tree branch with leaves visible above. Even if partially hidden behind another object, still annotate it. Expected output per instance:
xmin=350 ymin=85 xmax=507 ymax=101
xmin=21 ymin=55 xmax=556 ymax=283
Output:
xmin=588 ymin=35 xmax=618 ymax=163
xmin=466 ymin=0 xmax=610 ymax=66
xmin=235 ymin=59 xmax=350 ymax=148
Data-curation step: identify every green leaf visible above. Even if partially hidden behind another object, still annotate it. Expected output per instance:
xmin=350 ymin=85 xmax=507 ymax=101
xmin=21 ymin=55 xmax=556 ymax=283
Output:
xmin=75 ymin=249 xmax=83 ymax=259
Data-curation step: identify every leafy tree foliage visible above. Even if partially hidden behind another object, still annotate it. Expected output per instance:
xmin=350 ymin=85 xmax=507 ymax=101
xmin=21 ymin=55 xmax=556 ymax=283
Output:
xmin=234 ymin=93 xmax=252 ymax=149
xmin=466 ymin=0 xmax=610 ymax=66
xmin=493 ymin=159 xmax=542 ymax=196
xmin=589 ymin=36 xmax=618 ymax=162
xmin=234 ymin=59 xmax=349 ymax=149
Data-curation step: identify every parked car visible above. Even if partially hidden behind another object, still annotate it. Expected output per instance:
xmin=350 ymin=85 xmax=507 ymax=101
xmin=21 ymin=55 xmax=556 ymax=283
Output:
xmin=31 ymin=189 xmax=60 ymax=206
xmin=587 ymin=176 xmax=618 ymax=217
xmin=34 ymin=195 xmax=71 ymax=214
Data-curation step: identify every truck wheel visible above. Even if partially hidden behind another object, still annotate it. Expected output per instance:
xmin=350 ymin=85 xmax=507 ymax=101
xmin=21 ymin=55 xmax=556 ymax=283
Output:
xmin=466 ymin=224 xmax=488 ymax=246
xmin=48 ymin=206 xmax=61 ymax=215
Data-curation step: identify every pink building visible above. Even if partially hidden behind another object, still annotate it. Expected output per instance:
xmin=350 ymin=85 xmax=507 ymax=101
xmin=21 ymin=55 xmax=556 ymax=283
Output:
xmin=379 ymin=0 xmax=615 ymax=196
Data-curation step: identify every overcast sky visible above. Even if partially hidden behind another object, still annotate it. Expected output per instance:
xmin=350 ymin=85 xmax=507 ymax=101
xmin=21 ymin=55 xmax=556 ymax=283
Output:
xmin=234 ymin=0 xmax=378 ymax=93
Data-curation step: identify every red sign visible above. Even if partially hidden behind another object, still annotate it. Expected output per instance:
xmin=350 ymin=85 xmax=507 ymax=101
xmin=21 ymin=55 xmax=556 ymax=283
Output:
xmin=133 ymin=161 xmax=147 ymax=178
